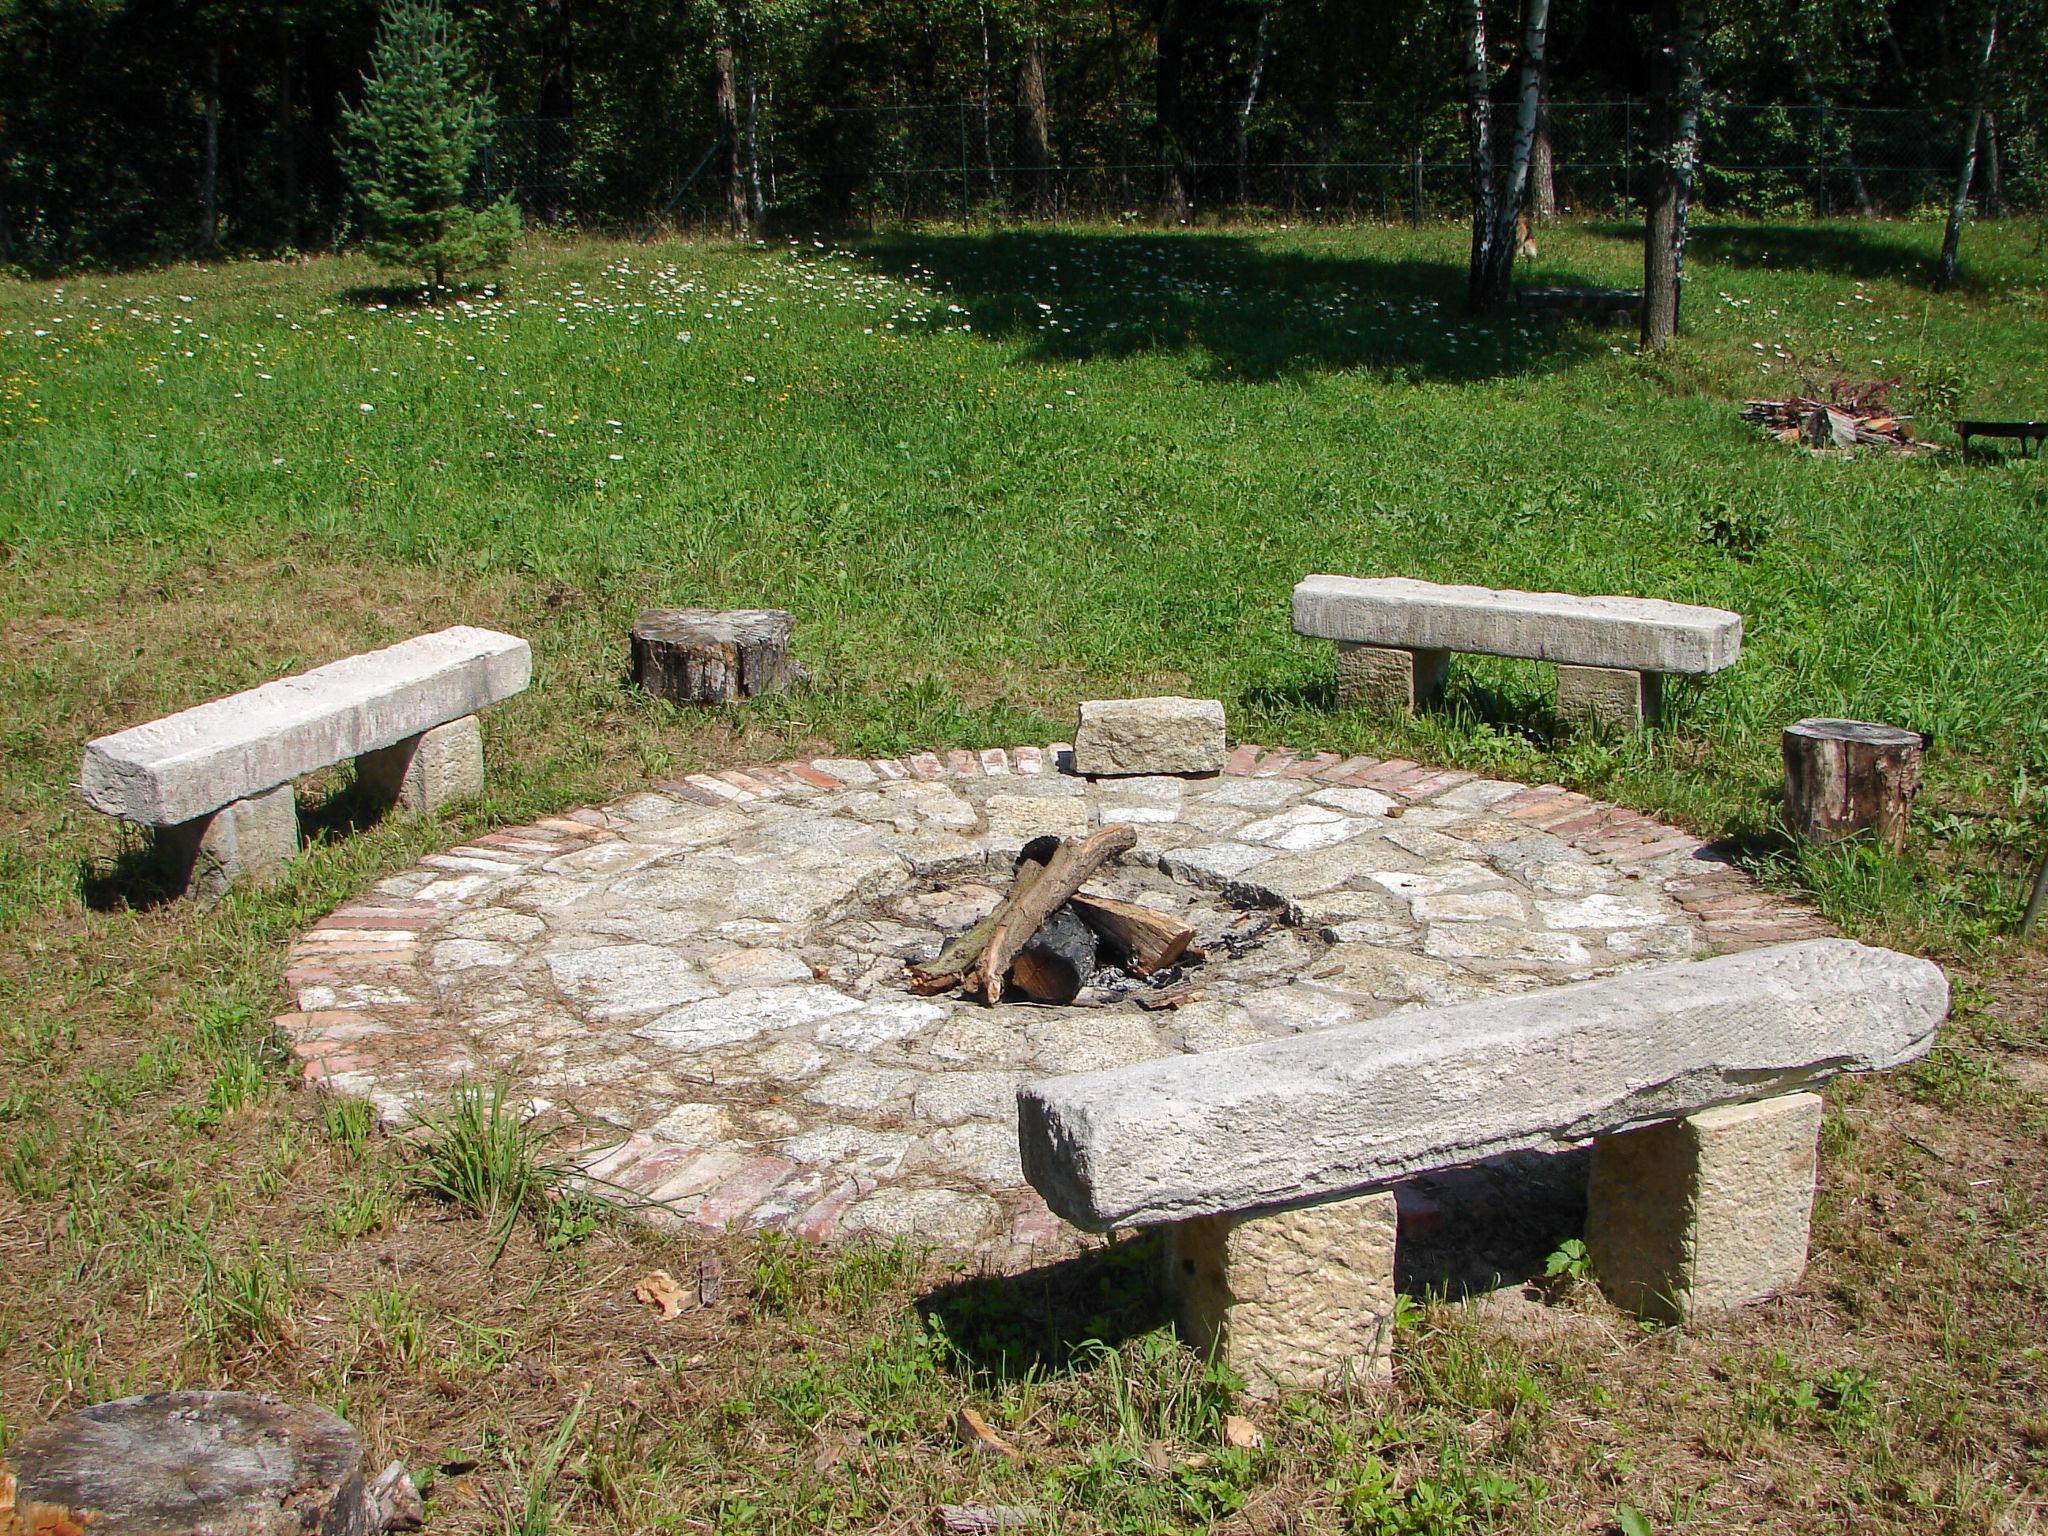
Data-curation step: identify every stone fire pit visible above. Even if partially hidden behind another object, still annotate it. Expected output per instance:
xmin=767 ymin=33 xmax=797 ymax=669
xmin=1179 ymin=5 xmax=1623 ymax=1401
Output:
xmin=277 ymin=744 xmax=1827 ymax=1269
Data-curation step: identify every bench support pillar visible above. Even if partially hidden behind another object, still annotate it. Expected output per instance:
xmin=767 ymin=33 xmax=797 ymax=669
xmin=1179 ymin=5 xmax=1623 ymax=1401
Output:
xmin=1163 ymin=1191 xmax=1398 ymax=1396
xmin=356 ymin=715 xmax=485 ymax=815
xmin=1336 ymin=643 xmax=1448 ymax=714
xmin=1585 ymin=1092 xmax=1822 ymax=1323
xmin=153 ymin=783 xmax=299 ymax=901
xmin=1556 ymin=665 xmax=1661 ymax=733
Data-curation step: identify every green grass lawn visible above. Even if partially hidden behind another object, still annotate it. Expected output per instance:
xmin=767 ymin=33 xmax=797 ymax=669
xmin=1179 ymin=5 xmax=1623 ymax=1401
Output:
xmin=2 ymin=218 xmax=2045 ymax=1533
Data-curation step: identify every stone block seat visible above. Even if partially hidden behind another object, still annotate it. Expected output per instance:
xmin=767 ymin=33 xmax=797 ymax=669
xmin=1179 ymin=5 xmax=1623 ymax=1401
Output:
xmin=1017 ymin=938 xmax=1946 ymax=1395
xmin=1292 ymin=574 xmax=1744 ymax=732
xmin=79 ymin=626 xmax=531 ymax=899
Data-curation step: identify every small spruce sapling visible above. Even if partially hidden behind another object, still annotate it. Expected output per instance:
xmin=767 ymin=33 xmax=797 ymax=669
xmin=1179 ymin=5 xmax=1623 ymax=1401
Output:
xmin=339 ymin=0 xmax=520 ymax=288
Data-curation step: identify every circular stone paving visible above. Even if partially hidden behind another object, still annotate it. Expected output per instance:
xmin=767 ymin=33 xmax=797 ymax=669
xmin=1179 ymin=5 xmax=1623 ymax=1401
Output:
xmin=278 ymin=743 xmax=1829 ymax=1269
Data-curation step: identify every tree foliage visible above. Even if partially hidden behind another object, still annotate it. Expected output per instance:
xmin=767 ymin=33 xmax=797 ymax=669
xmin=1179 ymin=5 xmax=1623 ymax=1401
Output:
xmin=339 ymin=0 xmax=519 ymax=285
xmin=0 ymin=0 xmax=2044 ymax=272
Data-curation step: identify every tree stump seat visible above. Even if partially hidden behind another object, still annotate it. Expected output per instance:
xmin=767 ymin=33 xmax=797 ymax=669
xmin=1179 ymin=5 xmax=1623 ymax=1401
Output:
xmin=1 ymin=1392 xmax=380 ymax=1536
xmin=1781 ymin=718 xmax=1926 ymax=851
xmin=630 ymin=608 xmax=802 ymax=706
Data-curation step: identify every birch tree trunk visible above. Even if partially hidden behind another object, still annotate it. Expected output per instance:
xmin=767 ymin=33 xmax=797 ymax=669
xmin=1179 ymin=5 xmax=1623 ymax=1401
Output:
xmin=1642 ymin=0 xmax=1705 ymax=349
xmin=1463 ymin=0 xmax=1495 ymax=308
xmin=742 ymin=11 xmax=766 ymax=230
xmin=1235 ymin=6 xmax=1270 ymax=207
xmin=1936 ymin=9 xmax=1997 ymax=291
xmin=1471 ymin=0 xmax=1550 ymax=311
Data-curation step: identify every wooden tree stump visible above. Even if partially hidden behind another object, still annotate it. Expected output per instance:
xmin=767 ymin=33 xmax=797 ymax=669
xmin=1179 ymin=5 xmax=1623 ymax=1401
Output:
xmin=1 ymin=1392 xmax=378 ymax=1536
xmin=631 ymin=608 xmax=800 ymax=705
xmin=1781 ymin=718 xmax=1925 ymax=851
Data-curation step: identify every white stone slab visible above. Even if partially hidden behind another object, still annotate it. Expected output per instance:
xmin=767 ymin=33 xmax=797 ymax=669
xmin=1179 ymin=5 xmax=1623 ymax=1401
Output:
xmin=1291 ymin=576 xmax=1742 ymax=675
xmin=81 ymin=626 xmax=531 ymax=825
xmin=1017 ymin=939 xmax=1944 ymax=1231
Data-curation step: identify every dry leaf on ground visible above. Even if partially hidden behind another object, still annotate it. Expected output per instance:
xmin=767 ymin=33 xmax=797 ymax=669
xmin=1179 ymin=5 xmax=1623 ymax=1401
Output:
xmin=1223 ymin=1413 xmax=1262 ymax=1449
xmin=954 ymin=1407 xmax=1020 ymax=1460
xmin=632 ymin=1270 xmax=690 ymax=1319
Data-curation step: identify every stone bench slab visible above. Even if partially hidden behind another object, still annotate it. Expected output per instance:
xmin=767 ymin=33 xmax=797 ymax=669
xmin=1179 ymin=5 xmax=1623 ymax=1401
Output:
xmin=80 ymin=626 xmax=532 ymax=826
xmin=1292 ymin=575 xmax=1743 ymax=676
xmin=1017 ymin=938 xmax=1945 ymax=1231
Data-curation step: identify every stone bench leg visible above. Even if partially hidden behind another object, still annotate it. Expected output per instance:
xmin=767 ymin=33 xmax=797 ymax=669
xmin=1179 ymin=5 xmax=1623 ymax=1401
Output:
xmin=1336 ymin=643 xmax=1449 ymax=714
xmin=1555 ymin=665 xmax=1661 ymax=733
xmin=356 ymin=715 xmax=485 ymax=815
xmin=154 ymin=783 xmax=299 ymax=901
xmin=1162 ymin=1191 xmax=1398 ymax=1397
xmin=1584 ymin=1092 xmax=1822 ymax=1323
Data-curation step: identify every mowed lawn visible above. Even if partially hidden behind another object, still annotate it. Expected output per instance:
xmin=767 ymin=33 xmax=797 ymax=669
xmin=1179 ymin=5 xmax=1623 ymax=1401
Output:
xmin=1 ymin=220 xmax=2045 ymax=1534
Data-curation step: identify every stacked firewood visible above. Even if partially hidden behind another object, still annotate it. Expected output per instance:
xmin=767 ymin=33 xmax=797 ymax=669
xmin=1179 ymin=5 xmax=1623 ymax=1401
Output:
xmin=908 ymin=827 xmax=1199 ymax=1006
xmin=1741 ymin=390 xmax=1931 ymax=454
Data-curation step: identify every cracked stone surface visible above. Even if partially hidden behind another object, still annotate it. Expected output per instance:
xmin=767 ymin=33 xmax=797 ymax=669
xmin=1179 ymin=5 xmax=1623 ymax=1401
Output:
xmin=278 ymin=743 xmax=1832 ymax=1269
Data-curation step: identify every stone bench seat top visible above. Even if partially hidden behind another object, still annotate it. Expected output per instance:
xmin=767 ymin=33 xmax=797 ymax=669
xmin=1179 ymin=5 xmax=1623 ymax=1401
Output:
xmin=1292 ymin=575 xmax=1743 ymax=675
xmin=80 ymin=626 xmax=532 ymax=826
xmin=1017 ymin=938 xmax=1944 ymax=1232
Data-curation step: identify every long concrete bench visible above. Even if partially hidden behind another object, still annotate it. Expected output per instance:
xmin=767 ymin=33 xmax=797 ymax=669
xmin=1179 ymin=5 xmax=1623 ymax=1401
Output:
xmin=80 ymin=626 xmax=531 ymax=898
xmin=1292 ymin=575 xmax=1743 ymax=732
xmin=1017 ymin=938 xmax=1945 ymax=1394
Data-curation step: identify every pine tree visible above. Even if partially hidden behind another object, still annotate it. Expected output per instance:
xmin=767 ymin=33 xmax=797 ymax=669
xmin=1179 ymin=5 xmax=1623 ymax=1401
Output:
xmin=339 ymin=0 xmax=520 ymax=288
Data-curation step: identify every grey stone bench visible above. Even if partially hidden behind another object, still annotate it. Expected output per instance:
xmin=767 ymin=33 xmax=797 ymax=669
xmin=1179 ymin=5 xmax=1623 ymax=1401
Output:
xmin=1017 ymin=938 xmax=1945 ymax=1394
xmin=1292 ymin=574 xmax=1744 ymax=732
xmin=80 ymin=626 xmax=531 ymax=898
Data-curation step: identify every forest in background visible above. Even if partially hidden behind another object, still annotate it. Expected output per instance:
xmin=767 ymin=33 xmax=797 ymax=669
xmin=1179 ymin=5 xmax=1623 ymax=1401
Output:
xmin=0 ymin=0 xmax=2044 ymax=272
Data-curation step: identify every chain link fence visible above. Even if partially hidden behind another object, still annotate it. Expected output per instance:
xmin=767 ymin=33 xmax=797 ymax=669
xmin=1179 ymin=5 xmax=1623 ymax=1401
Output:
xmin=483 ymin=101 xmax=2040 ymax=229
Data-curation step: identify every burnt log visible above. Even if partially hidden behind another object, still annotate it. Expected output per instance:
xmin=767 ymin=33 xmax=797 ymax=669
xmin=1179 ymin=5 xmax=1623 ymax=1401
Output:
xmin=974 ymin=824 xmax=1137 ymax=1005
xmin=1008 ymin=905 xmax=1099 ymax=1004
xmin=1781 ymin=718 xmax=1925 ymax=851
xmin=909 ymin=839 xmax=1058 ymax=994
xmin=631 ymin=608 xmax=800 ymax=705
xmin=1069 ymin=893 xmax=1195 ymax=976
xmin=1 ymin=1392 xmax=377 ymax=1536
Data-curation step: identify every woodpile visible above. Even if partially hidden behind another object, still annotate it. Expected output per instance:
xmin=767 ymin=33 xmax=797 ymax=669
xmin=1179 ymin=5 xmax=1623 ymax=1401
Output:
xmin=908 ymin=826 xmax=1200 ymax=1006
xmin=1741 ymin=390 xmax=1932 ymax=454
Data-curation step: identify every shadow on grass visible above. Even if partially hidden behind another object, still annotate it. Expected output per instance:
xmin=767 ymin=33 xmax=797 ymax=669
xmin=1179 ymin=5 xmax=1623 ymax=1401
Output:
xmin=920 ymin=1235 xmax=1172 ymax=1381
xmin=78 ymin=780 xmax=396 ymax=912
xmin=80 ymin=841 xmax=189 ymax=913
xmin=338 ymin=279 xmax=501 ymax=309
xmin=919 ymin=1149 xmax=1599 ymax=1380
xmin=858 ymin=229 xmax=1611 ymax=383
xmin=1585 ymin=220 xmax=1948 ymax=287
